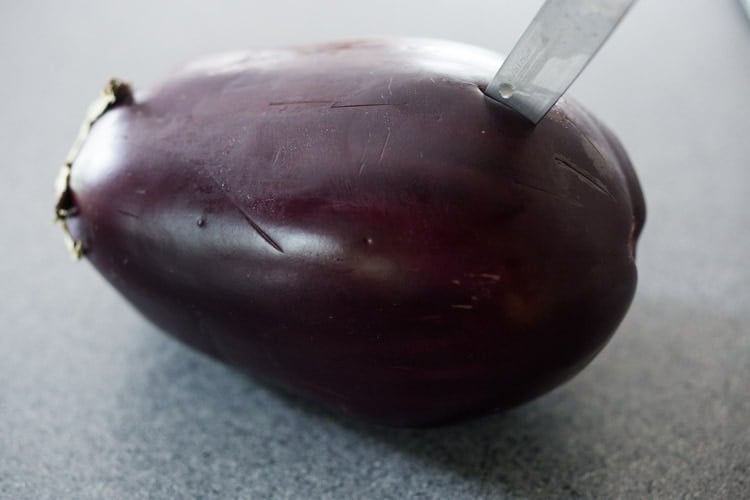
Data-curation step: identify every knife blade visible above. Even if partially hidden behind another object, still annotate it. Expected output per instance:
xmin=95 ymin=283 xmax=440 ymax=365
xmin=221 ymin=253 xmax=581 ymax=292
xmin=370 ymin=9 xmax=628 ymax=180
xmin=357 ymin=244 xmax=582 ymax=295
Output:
xmin=485 ymin=0 xmax=636 ymax=124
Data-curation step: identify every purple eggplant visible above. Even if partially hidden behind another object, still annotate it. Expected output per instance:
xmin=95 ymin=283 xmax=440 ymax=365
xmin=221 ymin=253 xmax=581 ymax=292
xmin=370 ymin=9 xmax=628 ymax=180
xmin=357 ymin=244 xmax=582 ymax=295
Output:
xmin=56 ymin=39 xmax=645 ymax=426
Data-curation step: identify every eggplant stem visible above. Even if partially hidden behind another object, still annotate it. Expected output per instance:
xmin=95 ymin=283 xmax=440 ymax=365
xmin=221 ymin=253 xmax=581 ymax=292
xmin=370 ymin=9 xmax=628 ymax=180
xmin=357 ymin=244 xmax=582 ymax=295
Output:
xmin=54 ymin=79 xmax=133 ymax=259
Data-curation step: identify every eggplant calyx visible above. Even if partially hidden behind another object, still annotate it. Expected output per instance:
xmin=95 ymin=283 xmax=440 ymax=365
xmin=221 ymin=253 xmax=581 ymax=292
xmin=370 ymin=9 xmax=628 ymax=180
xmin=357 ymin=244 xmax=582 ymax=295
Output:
xmin=55 ymin=79 xmax=133 ymax=259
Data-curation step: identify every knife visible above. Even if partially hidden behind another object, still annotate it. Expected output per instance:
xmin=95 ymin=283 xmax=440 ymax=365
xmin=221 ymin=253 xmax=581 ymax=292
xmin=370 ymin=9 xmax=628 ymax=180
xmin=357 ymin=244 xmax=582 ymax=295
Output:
xmin=485 ymin=0 xmax=636 ymax=124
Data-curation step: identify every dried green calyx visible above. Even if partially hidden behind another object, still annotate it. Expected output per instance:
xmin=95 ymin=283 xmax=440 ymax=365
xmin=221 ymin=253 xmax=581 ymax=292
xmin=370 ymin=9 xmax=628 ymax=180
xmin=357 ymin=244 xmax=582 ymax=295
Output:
xmin=55 ymin=79 xmax=133 ymax=259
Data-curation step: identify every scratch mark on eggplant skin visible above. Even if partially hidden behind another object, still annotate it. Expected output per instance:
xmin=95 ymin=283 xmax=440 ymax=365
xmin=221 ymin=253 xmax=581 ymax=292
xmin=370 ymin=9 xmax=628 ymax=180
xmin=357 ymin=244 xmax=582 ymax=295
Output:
xmin=561 ymin=115 xmax=619 ymax=202
xmin=331 ymin=102 xmax=398 ymax=109
xmin=268 ymin=100 xmax=333 ymax=106
xmin=239 ymin=210 xmax=285 ymax=253
xmin=268 ymin=101 xmax=399 ymax=109
xmin=271 ymin=148 xmax=282 ymax=168
xmin=563 ymin=115 xmax=608 ymax=161
xmin=358 ymin=132 xmax=373 ymax=176
xmin=377 ymin=128 xmax=392 ymax=164
xmin=117 ymin=209 xmax=139 ymax=219
xmin=512 ymin=179 xmax=584 ymax=208
xmin=554 ymin=154 xmax=614 ymax=200
xmin=203 ymin=171 xmax=284 ymax=253
xmin=479 ymin=273 xmax=501 ymax=281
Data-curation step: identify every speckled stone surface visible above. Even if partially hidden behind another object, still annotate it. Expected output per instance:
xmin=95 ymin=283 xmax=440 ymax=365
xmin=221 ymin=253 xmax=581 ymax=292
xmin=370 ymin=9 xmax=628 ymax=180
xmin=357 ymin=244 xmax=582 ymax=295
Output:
xmin=1 ymin=1 xmax=748 ymax=498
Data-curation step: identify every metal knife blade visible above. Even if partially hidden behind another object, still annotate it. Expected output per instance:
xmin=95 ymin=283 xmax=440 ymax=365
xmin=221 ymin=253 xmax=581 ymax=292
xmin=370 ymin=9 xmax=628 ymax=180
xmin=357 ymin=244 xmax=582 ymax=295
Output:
xmin=485 ymin=0 xmax=636 ymax=124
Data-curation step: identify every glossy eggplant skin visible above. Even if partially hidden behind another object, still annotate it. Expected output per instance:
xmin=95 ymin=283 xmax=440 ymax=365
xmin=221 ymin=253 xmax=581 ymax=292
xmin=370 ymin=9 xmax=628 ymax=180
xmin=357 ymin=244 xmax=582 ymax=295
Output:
xmin=61 ymin=39 xmax=645 ymax=426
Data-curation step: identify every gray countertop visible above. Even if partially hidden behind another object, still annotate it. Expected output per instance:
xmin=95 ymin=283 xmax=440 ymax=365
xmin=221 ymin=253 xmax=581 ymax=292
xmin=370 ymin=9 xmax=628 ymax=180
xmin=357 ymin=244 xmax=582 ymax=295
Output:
xmin=1 ymin=1 xmax=748 ymax=498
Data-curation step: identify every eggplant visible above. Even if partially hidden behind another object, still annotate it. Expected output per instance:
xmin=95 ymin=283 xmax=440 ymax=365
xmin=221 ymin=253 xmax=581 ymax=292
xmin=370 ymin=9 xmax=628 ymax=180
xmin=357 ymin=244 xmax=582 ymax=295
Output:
xmin=56 ymin=38 xmax=645 ymax=426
